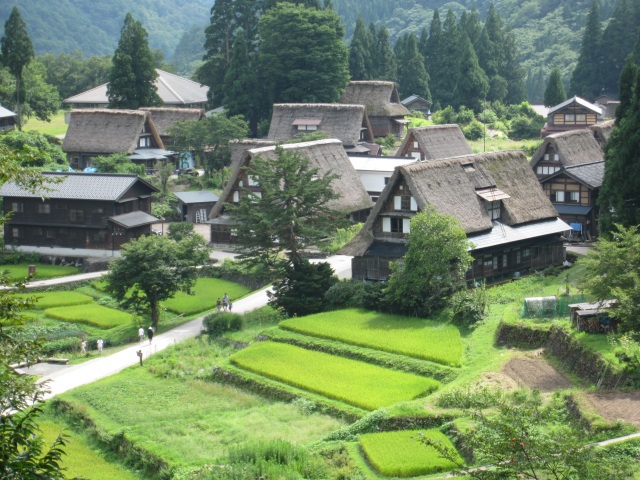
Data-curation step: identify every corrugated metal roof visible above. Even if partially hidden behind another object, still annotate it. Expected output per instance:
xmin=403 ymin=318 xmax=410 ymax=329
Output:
xmin=468 ymin=218 xmax=570 ymax=251
xmin=0 ymin=172 xmax=157 ymax=200
xmin=554 ymin=204 xmax=593 ymax=215
xmin=564 ymin=161 xmax=605 ymax=188
xmin=109 ymin=211 xmax=158 ymax=228
xmin=547 ymin=96 xmax=602 ymax=115
xmin=349 ymin=156 xmax=415 ymax=173
xmin=174 ymin=191 xmax=219 ymax=204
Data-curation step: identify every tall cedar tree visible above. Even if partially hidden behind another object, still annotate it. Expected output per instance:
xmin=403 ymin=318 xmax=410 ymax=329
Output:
xmin=258 ymin=3 xmax=349 ymax=105
xmin=479 ymin=5 xmax=508 ymax=103
xmin=438 ymin=10 xmax=463 ymax=107
xmin=502 ymin=30 xmax=527 ymax=104
xmin=226 ymin=146 xmax=345 ymax=270
xmin=599 ymin=0 xmax=638 ymax=95
xmin=107 ymin=13 xmax=161 ymax=109
xmin=544 ymin=68 xmax=567 ymax=107
xmin=373 ymin=25 xmax=397 ymax=82
xmin=348 ymin=15 xmax=373 ymax=80
xmin=425 ymin=10 xmax=445 ymax=107
xmin=395 ymin=33 xmax=430 ymax=101
xmin=598 ymin=57 xmax=640 ymax=233
xmin=453 ymin=32 xmax=489 ymax=112
xmin=616 ymin=55 xmax=638 ymax=121
xmin=1 ymin=7 xmax=34 ymax=130
xmin=223 ymin=29 xmax=262 ymax=135
xmin=570 ymin=0 xmax=603 ymax=98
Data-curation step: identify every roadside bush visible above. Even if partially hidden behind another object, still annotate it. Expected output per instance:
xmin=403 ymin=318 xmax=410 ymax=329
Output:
xmin=324 ymin=280 xmax=365 ymax=310
xmin=462 ymin=120 xmax=484 ymax=140
xmin=454 ymin=106 xmax=475 ymax=125
xmin=202 ymin=312 xmax=243 ymax=337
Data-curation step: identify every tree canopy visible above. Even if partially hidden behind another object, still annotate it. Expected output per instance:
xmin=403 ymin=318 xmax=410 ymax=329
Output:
xmin=107 ymin=12 xmax=162 ymax=109
xmin=544 ymin=67 xmax=567 ymax=107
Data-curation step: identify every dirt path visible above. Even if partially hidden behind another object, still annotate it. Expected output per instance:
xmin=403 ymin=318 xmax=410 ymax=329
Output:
xmin=502 ymin=356 xmax=573 ymax=392
xmin=585 ymin=391 xmax=640 ymax=428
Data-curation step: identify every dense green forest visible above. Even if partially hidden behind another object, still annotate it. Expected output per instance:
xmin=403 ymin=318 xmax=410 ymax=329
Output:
xmin=0 ymin=0 xmax=633 ymax=101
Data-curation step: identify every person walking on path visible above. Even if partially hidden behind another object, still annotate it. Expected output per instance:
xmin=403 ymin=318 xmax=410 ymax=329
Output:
xmin=216 ymin=298 xmax=222 ymax=312
xmin=138 ymin=326 xmax=145 ymax=343
xmin=97 ymin=338 xmax=104 ymax=354
xmin=228 ymin=300 xmax=233 ymax=312
xmin=147 ymin=326 xmax=154 ymax=345
xmin=222 ymin=293 xmax=229 ymax=311
xmin=80 ymin=339 xmax=87 ymax=354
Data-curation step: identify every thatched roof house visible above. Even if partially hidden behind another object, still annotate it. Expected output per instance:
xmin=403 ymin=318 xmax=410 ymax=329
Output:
xmin=63 ymin=69 xmax=209 ymax=109
xmin=590 ymin=119 xmax=615 ymax=148
xmin=395 ymin=124 xmax=472 ymax=161
xmin=340 ymin=81 xmax=411 ymax=138
xmin=531 ymin=129 xmax=604 ymax=178
xmin=140 ymin=107 xmax=205 ymax=143
xmin=63 ymin=109 xmax=174 ymax=173
xmin=209 ymin=139 xmax=373 ymax=244
xmin=342 ymin=151 xmax=568 ymax=282
xmin=267 ymin=103 xmax=373 ymax=148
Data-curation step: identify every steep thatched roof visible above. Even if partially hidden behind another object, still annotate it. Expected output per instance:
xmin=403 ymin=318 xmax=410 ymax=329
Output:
xmin=395 ymin=124 xmax=472 ymax=159
xmin=62 ymin=109 xmax=163 ymax=154
xmin=590 ymin=119 xmax=615 ymax=147
xmin=531 ymin=129 xmax=604 ymax=168
xmin=340 ymin=81 xmax=411 ymax=117
xmin=267 ymin=103 xmax=372 ymax=147
xmin=140 ymin=107 xmax=204 ymax=136
xmin=209 ymin=139 xmax=372 ymax=219
xmin=341 ymin=151 xmax=557 ymax=256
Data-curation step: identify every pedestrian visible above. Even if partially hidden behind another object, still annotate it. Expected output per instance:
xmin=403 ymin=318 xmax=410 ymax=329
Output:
xmin=147 ymin=325 xmax=154 ymax=345
xmin=97 ymin=338 xmax=104 ymax=353
xmin=222 ymin=293 xmax=229 ymax=311
xmin=228 ymin=300 xmax=233 ymax=312
xmin=216 ymin=298 xmax=222 ymax=312
xmin=80 ymin=339 xmax=87 ymax=354
xmin=138 ymin=326 xmax=145 ymax=343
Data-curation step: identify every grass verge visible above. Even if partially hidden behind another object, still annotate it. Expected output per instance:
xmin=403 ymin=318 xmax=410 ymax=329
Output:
xmin=230 ymin=341 xmax=440 ymax=410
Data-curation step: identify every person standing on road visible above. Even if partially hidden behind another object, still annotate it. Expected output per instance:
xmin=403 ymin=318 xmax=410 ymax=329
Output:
xmin=216 ymin=298 xmax=222 ymax=312
xmin=97 ymin=338 xmax=104 ymax=353
xmin=80 ymin=339 xmax=87 ymax=354
xmin=147 ymin=326 xmax=154 ymax=345
xmin=138 ymin=326 xmax=145 ymax=343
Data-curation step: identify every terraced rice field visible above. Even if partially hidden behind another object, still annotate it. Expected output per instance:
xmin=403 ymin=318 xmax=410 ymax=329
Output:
xmin=230 ymin=341 xmax=440 ymax=410
xmin=45 ymin=304 xmax=133 ymax=329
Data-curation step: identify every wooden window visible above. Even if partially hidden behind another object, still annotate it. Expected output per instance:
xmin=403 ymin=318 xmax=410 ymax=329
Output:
xmin=139 ymin=136 xmax=150 ymax=147
xmin=401 ymin=196 xmax=411 ymax=210
xmin=483 ymin=256 xmax=493 ymax=268
xmin=69 ymin=210 xmax=85 ymax=223
xmin=382 ymin=217 xmax=391 ymax=232
xmin=46 ymin=229 xmax=56 ymax=239
xmin=403 ymin=218 xmax=410 ymax=233
xmin=390 ymin=217 xmax=404 ymax=233
xmin=393 ymin=196 xmax=402 ymax=210
xmin=38 ymin=203 xmax=51 ymax=214
xmin=576 ymin=114 xmax=586 ymax=123
xmin=565 ymin=114 xmax=575 ymax=122
xmin=11 ymin=201 xmax=23 ymax=213
xmin=516 ymin=250 xmax=521 ymax=264
xmin=93 ymin=231 xmax=107 ymax=242
xmin=523 ymin=248 xmax=530 ymax=257
xmin=503 ymin=254 xmax=508 ymax=268
xmin=569 ymin=191 xmax=579 ymax=203
xmin=486 ymin=200 xmax=501 ymax=220
xmin=493 ymin=256 xmax=499 ymax=270
xmin=12 ymin=227 xmax=20 ymax=238
xmin=544 ymin=153 xmax=549 ymax=160
xmin=552 ymin=191 xmax=565 ymax=202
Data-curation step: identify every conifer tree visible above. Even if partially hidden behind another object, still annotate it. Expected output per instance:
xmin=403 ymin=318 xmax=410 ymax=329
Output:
xmin=107 ymin=13 xmax=161 ymax=109
xmin=599 ymin=0 xmax=638 ymax=95
xmin=438 ymin=10 xmax=463 ymax=107
xmin=570 ymin=0 xmax=603 ymax=98
xmin=1 ymin=7 xmax=34 ymax=130
xmin=502 ymin=30 xmax=527 ymax=104
xmin=544 ymin=68 xmax=567 ymax=107
xmin=348 ymin=15 xmax=373 ymax=80
xmin=453 ymin=33 xmax=489 ymax=112
xmin=395 ymin=33 xmax=430 ymax=101
xmin=373 ymin=25 xmax=397 ymax=82
xmin=425 ymin=10 xmax=446 ymax=105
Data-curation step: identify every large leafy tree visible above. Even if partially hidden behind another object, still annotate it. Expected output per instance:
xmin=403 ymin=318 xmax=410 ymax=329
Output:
xmin=1 ymin=7 xmax=34 ymax=130
xmin=598 ymin=57 xmax=640 ymax=233
xmin=107 ymin=12 xmax=162 ymax=109
xmin=543 ymin=67 xmax=567 ymax=107
xmin=581 ymin=224 xmax=640 ymax=333
xmin=258 ymin=2 xmax=349 ymax=106
xmin=105 ymin=233 xmax=210 ymax=331
xmin=570 ymin=0 xmax=603 ymax=98
xmin=384 ymin=206 xmax=472 ymax=317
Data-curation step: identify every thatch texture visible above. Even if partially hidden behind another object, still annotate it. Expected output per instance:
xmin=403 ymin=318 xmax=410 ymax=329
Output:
xmin=210 ymin=139 xmax=372 ymax=219
xmin=140 ymin=107 xmax=204 ymax=136
xmin=267 ymin=103 xmax=372 ymax=146
xmin=531 ymin=129 xmax=604 ymax=168
xmin=340 ymin=81 xmax=410 ymax=117
xmin=395 ymin=124 xmax=472 ymax=159
xmin=62 ymin=109 xmax=163 ymax=154
xmin=341 ymin=151 xmax=558 ymax=256
xmin=590 ymin=119 xmax=615 ymax=147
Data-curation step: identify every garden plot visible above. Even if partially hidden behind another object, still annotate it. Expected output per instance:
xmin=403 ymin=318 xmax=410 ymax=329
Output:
xmin=279 ymin=309 xmax=463 ymax=367
xmin=230 ymin=341 xmax=440 ymax=410
xmin=502 ymin=356 xmax=573 ymax=392
xmin=359 ymin=429 xmax=462 ymax=477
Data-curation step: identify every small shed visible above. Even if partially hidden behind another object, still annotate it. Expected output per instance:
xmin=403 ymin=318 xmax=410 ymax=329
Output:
xmin=569 ymin=299 xmax=617 ymax=333
xmin=174 ymin=191 xmax=218 ymax=223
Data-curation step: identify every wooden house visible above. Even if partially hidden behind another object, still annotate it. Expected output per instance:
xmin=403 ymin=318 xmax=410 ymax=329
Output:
xmin=0 ymin=104 xmax=17 ymax=132
xmin=341 ymin=151 xmax=569 ymax=283
xmin=395 ymin=124 xmax=472 ymax=161
xmin=208 ymin=139 xmax=373 ymax=244
xmin=540 ymin=96 xmax=602 ymax=137
xmin=340 ymin=81 xmax=411 ymax=138
xmin=63 ymin=69 xmax=209 ymax=109
xmin=139 ymin=107 xmax=205 ymax=146
xmin=267 ymin=103 xmax=374 ymax=150
xmin=590 ymin=119 xmax=615 ymax=149
xmin=62 ymin=109 xmax=175 ymax=174
xmin=401 ymin=94 xmax=432 ymax=117
xmin=531 ymin=129 xmax=606 ymax=239
xmin=0 ymin=172 xmax=159 ymax=258
xmin=174 ymin=191 xmax=218 ymax=223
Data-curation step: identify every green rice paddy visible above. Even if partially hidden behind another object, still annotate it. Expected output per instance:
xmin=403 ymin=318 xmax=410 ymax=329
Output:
xmin=45 ymin=304 xmax=133 ymax=329
xmin=18 ymin=291 xmax=93 ymax=309
xmin=230 ymin=341 xmax=440 ymax=410
xmin=279 ymin=309 xmax=463 ymax=367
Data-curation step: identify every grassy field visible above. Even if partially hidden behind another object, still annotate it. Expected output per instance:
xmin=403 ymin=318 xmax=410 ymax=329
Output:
xmin=0 ymin=262 xmax=80 ymax=280
xmin=45 ymin=304 xmax=133 ymax=329
xmin=162 ymin=277 xmax=251 ymax=315
xmin=468 ymin=137 xmax=542 ymax=156
xmin=279 ymin=309 xmax=463 ymax=367
xmin=40 ymin=420 xmax=139 ymax=480
xmin=23 ymin=110 xmax=68 ymax=136
xmin=17 ymin=291 xmax=93 ymax=309
xmin=230 ymin=341 xmax=440 ymax=410
xmin=59 ymin=363 xmax=343 ymax=467
xmin=359 ymin=429 xmax=462 ymax=477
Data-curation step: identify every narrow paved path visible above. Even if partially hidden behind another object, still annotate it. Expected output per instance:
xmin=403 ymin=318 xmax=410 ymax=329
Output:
xmin=36 ymin=255 xmax=353 ymax=399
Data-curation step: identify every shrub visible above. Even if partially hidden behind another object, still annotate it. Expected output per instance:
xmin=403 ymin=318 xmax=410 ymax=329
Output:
xmin=202 ymin=312 xmax=243 ymax=337
xmin=454 ymin=106 xmax=475 ymax=125
xmin=324 ymin=280 xmax=365 ymax=310
xmin=362 ymin=281 xmax=385 ymax=311
xmin=432 ymin=106 xmax=455 ymax=124
xmin=451 ymin=282 xmax=488 ymax=327
xmin=463 ymin=119 xmax=485 ymax=140
xmin=436 ymin=383 xmax=504 ymax=409
xmin=318 ymin=223 xmax=362 ymax=253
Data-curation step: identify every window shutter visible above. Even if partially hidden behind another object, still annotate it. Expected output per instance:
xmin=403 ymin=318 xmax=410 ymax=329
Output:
xmin=403 ymin=218 xmax=411 ymax=233
xmin=410 ymin=197 xmax=417 ymax=211
xmin=394 ymin=196 xmax=401 ymax=210
xmin=382 ymin=217 xmax=391 ymax=232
